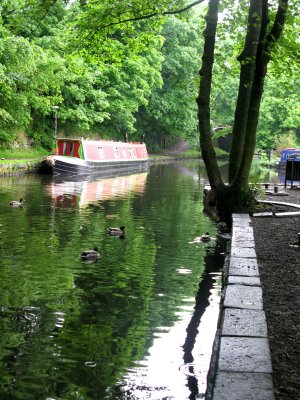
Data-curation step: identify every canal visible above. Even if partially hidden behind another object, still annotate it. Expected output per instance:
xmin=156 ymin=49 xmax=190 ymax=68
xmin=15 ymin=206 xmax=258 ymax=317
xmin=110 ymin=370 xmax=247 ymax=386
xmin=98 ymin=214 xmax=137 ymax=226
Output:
xmin=0 ymin=161 xmax=225 ymax=399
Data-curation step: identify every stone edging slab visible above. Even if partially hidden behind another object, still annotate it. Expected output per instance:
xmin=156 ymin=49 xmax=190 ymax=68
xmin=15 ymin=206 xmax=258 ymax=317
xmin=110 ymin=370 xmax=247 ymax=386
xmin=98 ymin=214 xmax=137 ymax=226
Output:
xmin=206 ymin=213 xmax=275 ymax=400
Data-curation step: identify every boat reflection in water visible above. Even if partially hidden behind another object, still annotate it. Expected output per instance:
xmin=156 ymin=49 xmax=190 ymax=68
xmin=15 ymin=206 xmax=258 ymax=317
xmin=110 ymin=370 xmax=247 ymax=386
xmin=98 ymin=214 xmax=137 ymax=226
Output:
xmin=46 ymin=171 xmax=148 ymax=207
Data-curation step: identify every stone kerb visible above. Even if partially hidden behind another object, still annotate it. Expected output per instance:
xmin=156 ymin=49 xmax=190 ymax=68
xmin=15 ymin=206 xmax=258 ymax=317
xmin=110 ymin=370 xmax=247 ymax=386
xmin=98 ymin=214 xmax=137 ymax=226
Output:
xmin=209 ymin=213 xmax=275 ymax=400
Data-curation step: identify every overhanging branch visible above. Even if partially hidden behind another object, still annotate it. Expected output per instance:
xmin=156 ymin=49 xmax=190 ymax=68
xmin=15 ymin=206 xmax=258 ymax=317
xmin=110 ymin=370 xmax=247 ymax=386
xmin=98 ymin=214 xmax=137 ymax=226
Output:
xmin=95 ymin=0 xmax=206 ymax=31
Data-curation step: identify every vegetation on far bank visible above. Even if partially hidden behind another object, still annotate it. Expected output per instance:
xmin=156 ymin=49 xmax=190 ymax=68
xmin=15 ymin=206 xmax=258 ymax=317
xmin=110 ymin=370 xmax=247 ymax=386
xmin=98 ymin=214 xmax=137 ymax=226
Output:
xmin=0 ymin=147 xmax=48 ymax=161
xmin=0 ymin=1 xmax=299 ymax=155
xmin=0 ymin=147 xmax=199 ymax=166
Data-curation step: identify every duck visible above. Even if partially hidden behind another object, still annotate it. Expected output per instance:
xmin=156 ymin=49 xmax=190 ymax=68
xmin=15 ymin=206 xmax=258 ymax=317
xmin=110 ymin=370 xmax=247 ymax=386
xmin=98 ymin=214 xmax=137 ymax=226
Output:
xmin=80 ymin=247 xmax=100 ymax=260
xmin=200 ymin=232 xmax=211 ymax=242
xmin=9 ymin=198 xmax=25 ymax=207
xmin=107 ymin=225 xmax=126 ymax=237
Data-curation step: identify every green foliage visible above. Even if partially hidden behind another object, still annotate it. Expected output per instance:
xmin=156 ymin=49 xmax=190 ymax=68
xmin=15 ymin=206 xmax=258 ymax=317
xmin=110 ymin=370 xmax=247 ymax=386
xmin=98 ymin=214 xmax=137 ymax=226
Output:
xmin=0 ymin=0 xmax=166 ymax=147
xmin=239 ymin=183 xmax=261 ymax=209
xmin=0 ymin=33 xmax=65 ymax=146
xmin=0 ymin=0 xmax=67 ymax=39
xmin=209 ymin=3 xmax=299 ymax=153
xmin=98 ymin=35 xmax=164 ymax=139
xmin=257 ymin=75 xmax=300 ymax=150
xmin=58 ymin=58 xmax=110 ymax=133
xmin=0 ymin=0 xmax=299 ymax=153
xmin=135 ymin=16 xmax=204 ymax=149
xmin=0 ymin=147 xmax=48 ymax=159
xmin=70 ymin=0 xmax=167 ymax=51
xmin=178 ymin=148 xmax=201 ymax=158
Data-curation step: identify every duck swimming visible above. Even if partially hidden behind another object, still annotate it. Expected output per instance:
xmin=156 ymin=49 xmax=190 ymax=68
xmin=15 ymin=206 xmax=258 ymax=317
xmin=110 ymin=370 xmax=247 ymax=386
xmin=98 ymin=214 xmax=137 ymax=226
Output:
xmin=200 ymin=232 xmax=211 ymax=242
xmin=80 ymin=247 xmax=100 ymax=260
xmin=9 ymin=198 xmax=25 ymax=207
xmin=107 ymin=226 xmax=126 ymax=237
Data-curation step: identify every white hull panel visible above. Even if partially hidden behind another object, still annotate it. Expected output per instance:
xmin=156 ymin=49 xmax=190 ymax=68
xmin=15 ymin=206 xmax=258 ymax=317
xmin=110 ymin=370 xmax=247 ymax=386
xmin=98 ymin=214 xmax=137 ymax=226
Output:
xmin=52 ymin=156 xmax=149 ymax=176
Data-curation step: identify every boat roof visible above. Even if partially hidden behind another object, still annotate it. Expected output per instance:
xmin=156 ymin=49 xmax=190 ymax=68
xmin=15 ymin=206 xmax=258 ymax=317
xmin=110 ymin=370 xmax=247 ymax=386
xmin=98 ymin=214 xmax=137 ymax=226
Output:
xmin=57 ymin=137 xmax=144 ymax=145
xmin=281 ymin=148 xmax=300 ymax=151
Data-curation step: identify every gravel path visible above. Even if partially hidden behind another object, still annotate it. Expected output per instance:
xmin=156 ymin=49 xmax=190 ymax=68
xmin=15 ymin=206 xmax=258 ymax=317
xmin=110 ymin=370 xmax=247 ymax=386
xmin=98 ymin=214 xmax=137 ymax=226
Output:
xmin=251 ymin=186 xmax=300 ymax=399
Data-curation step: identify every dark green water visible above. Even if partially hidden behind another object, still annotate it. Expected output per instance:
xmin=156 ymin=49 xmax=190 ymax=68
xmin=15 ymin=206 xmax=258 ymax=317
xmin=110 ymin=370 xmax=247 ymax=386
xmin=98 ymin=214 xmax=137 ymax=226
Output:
xmin=0 ymin=161 xmax=223 ymax=400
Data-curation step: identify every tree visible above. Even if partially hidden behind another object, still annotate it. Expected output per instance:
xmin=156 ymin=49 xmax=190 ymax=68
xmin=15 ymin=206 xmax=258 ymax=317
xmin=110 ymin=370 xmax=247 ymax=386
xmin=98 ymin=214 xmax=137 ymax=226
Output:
xmin=0 ymin=0 xmax=165 ymax=146
xmin=257 ymin=75 xmax=300 ymax=150
xmin=97 ymin=35 xmax=164 ymax=141
xmin=135 ymin=16 xmax=203 ymax=150
xmin=0 ymin=0 xmax=68 ymax=39
xmin=0 ymin=0 xmax=68 ymax=147
xmin=198 ymin=0 xmax=292 ymax=222
xmin=0 ymin=35 xmax=64 ymax=146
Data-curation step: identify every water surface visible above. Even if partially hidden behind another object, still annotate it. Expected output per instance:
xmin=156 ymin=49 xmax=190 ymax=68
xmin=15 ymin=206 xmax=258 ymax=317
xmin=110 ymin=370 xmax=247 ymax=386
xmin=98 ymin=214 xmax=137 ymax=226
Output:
xmin=0 ymin=161 xmax=223 ymax=399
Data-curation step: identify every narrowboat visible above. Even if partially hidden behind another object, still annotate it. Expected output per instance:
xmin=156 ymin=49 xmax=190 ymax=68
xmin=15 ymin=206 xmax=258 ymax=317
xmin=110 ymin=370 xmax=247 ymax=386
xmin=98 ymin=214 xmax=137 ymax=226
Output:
xmin=277 ymin=148 xmax=300 ymax=174
xmin=44 ymin=137 xmax=149 ymax=175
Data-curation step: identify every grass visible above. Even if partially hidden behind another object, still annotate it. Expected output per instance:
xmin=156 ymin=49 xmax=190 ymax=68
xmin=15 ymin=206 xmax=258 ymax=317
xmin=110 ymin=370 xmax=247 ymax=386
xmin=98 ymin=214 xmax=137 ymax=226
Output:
xmin=149 ymin=148 xmax=201 ymax=160
xmin=0 ymin=147 xmax=49 ymax=163
xmin=179 ymin=149 xmax=201 ymax=158
xmin=149 ymin=154 xmax=173 ymax=161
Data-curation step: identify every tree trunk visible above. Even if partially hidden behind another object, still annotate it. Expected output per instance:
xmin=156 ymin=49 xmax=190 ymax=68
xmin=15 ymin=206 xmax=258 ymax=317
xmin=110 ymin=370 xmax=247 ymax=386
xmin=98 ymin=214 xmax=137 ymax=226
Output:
xmin=228 ymin=0 xmax=263 ymax=183
xmin=197 ymin=0 xmax=223 ymax=192
xmin=233 ymin=0 xmax=268 ymax=187
xmin=234 ymin=0 xmax=288 ymax=186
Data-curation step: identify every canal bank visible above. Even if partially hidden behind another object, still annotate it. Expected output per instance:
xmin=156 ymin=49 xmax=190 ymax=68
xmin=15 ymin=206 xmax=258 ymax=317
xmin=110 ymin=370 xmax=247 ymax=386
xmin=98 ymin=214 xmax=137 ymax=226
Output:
xmin=0 ymin=154 xmax=188 ymax=176
xmin=0 ymin=160 xmax=40 ymax=175
xmin=206 ymin=213 xmax=274 ymax=400
xmin=206 ymin=188 xmax=300 ymax=400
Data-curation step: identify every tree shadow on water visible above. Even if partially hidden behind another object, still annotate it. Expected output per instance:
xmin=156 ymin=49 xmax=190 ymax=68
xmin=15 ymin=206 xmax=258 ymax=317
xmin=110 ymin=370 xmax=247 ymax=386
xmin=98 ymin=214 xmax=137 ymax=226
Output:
xmin=182 ymin=244 xmax=225 ymax=399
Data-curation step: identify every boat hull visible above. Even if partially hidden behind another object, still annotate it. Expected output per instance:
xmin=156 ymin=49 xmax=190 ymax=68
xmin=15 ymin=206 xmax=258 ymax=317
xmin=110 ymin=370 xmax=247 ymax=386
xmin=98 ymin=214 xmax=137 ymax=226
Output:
xmin=52 ymin=156 xmax=149 ymax=176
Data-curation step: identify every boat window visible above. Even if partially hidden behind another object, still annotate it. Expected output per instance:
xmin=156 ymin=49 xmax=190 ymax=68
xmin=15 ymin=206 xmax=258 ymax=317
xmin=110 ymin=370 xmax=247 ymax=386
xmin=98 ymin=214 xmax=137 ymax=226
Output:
xmin=98 ymin=146 xmax=105 ymax=158
xmin=63 ymin=142 xmax=67 ymax=155
xmin=129 ymin=148 xmax=134 ymax=157
xmin=114 ymin=147 xmax=120 ymax=158
xmin=69 ymin=142 xmax=74 ymax=156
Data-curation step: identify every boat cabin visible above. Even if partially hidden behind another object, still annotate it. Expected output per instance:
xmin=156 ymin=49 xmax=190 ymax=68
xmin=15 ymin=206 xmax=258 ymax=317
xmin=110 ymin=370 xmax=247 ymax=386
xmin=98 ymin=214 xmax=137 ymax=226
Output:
xmin=57 ymin=139 xmax=81 ymax=157
xmin=55 ymin=138 xmax=148 ymax=162
xmin=279 ymin=148 xmax=300 ymax=162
